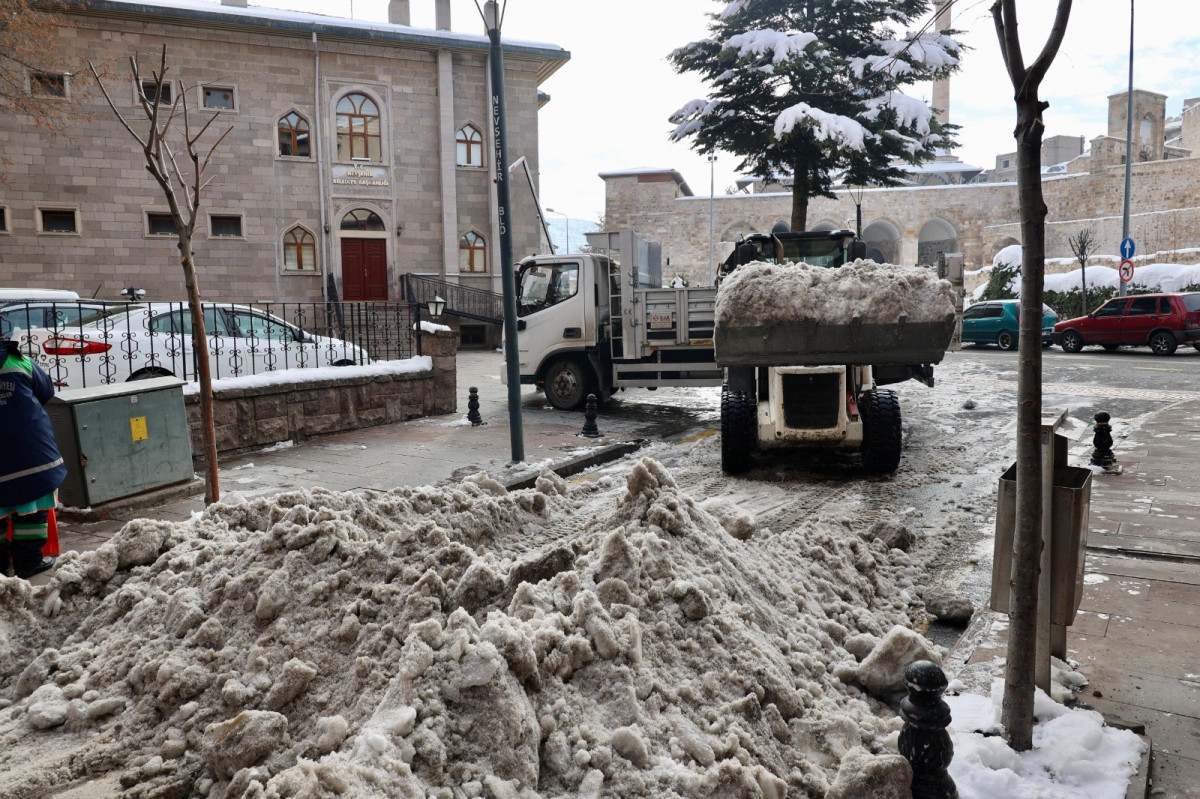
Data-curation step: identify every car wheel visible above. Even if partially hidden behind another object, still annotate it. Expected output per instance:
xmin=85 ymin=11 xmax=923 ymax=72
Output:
xmin=1193 ymin=343 xmax=1200 ymax=352
xmin=1060 ymin=330 xmax=1084 ymax=353
xmin=860 ymin=389 xmax=902 ymax=475
xmin=543 ymin=358 xmax=590 ymax=411
xmin=996 ymin=330 xmax=1017 ymax=351
xmin=720 ymin=385 xmax=756 ymax=474
xmin=128 ymin=367 xmax=174 ymax=381
xmin=1149 ymin=331 xmax=1177 ymax=356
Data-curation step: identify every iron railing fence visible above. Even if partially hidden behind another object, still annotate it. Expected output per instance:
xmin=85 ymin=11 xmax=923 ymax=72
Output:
xmin=0 ymin=300 xmax=415 ymax=392
xmin=402 ymin=273 xmax=503 ymax=324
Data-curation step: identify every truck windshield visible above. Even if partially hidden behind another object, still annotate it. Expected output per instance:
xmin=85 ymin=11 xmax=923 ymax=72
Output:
xmin=518 ymin=262 xmax=579 ymax=316
xmin=778 ymin=237 xmax=845 ymax=268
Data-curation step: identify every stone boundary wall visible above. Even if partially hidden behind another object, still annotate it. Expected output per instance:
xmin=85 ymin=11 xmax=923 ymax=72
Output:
xmin=605 ymin=156 xmax=1200 ymax=285
xmin=183 ymin=331 xmax=456 ymax=458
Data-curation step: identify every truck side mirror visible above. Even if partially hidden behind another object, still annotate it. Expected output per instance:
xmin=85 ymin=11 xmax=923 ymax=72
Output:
xmin=850 ymin=241 xmax=868 ymax=261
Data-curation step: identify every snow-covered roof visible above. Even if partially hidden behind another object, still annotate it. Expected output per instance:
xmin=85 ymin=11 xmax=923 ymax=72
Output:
xmin=898 ymin=160 xmax=983 ymax=174
xmin=66 ymin=0 xmax=570 ymax=82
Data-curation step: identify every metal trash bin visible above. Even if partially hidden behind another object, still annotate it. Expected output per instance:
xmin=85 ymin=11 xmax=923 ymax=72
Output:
xmin=47 ymin=377 xmax=193 ymax=507
xmin=989 ymin=463 xmax=1093 ymax=625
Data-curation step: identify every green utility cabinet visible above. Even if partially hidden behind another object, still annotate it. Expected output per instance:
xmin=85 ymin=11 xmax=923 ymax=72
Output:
xmin=47 ymin=377 xmax=193 ymax=507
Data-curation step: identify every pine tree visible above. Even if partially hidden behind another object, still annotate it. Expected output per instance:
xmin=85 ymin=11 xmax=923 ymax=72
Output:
xmin=669 ymin=0 xmax=962 ymax=232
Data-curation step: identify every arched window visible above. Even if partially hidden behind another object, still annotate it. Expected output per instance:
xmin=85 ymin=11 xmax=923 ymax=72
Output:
xmin=336 ymin=93 xmax=381 ymax=162
xmin=456 ymin=123 xmax=483 ymax=167
xmin=278 ymin=112 xmax=310 ymax=158
xmin=283 ymin=227 xmax=316 ymax=270
xmin=459 ymin=231 xmax=487 ymax=272
xmin=341 ymin=209 xmax=386 ymax=231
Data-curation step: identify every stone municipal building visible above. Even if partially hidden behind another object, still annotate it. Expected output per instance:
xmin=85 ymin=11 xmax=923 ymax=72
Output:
xmin=0 ymin=0 xmax=567 ymax=325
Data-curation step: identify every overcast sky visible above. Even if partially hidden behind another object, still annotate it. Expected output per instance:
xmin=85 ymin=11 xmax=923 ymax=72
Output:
xmin=259 ymin=0 xmax=1200 ymax=223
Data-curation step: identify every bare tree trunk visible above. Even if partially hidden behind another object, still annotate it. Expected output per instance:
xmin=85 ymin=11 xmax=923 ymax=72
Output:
xmin=179 ymin=238 xmax=220 ymax=505
xmin=992 ymin=0 xmax=1073 ymax=752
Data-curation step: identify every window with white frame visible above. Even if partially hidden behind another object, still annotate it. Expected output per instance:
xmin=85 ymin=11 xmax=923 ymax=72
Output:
xmin=210 ymin=214 xmax=244 ymax=237
xmin=456 ymin=123 xmax=483 ymax=167
xmin=146 ymin=212 xmax=178 ymax=236
xmin=283 ymin=226 xmax=317 ymax=271
xmin=459 ymin=230 xmax=487 ymax=272
xmin=140 ymin=79 xmax=173 ymax=106
xmin=202 ymin=85 xmax=236 ymax=110
xmin=37 ymin=206 xmax=78 ymax=234
xmin=30 ymin=72 xmax=66 ymax=98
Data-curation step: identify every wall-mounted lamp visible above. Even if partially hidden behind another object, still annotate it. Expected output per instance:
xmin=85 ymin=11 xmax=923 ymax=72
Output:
xmin=396 ymin=223 xmax=404 ymax=237
xmin=323 ymin=223 xmax=331 ymax=235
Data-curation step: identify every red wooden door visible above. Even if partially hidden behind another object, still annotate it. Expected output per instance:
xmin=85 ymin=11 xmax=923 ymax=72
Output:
xmin=340 ymin=239 xmax=388 ymax=301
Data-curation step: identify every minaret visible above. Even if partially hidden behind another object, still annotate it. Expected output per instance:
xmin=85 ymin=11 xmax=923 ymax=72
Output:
xmin=931 ymin=0 xmax=953 ymax=160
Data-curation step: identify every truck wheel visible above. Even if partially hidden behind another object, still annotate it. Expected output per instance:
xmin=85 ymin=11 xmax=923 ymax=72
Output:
xmin=1059 ymin=329 xmax=1084 ymax=353
xmin=997 ymin=330 xmax=1016 ymax=351
xmin=720 ymin=386 xmax=756 ymax=474
xmin=860 ymin=389 xmax=902 ymax=475
xmin=543 ymin=358 xmax=590 ymax=410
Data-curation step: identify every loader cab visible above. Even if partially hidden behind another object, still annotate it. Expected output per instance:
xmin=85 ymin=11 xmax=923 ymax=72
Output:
xmin=718 ymin=229 xmax=865 ymax=281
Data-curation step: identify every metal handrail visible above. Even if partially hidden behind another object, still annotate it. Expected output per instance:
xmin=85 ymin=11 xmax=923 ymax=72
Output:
xmin=403 ymin=274 xmax=503 ymax=324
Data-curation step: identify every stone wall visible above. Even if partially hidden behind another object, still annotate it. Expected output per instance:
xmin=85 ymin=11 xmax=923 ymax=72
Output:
xmin=604 ymin=155 xmax=1200 ymax=286
xmin=183 ymin=331 xmax=456 ymax=457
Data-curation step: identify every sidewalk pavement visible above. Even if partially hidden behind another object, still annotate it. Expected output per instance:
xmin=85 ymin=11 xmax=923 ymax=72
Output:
xmin=46 ymin=354 xmax=1200 ymax=794
xmin=954 ymin=401 xmax=1200 ymax=798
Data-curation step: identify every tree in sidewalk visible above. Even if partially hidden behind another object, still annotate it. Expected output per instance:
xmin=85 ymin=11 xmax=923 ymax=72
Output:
xmin=992 ymin=0 xmax=1073 ymax=752
xmin=1068 ymin=227 xmax=1096 ymax=315
xmin=668 ymin=0 xmax=962 ymax=233
xmin=88 ymin=45 xmax=230 ymax=505
xmin=0 ymin=0 xmax=90 ymax=179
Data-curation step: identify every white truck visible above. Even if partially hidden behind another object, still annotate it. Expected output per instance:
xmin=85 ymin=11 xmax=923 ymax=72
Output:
xmin=512 ymin=229 xmax=956 ymax=474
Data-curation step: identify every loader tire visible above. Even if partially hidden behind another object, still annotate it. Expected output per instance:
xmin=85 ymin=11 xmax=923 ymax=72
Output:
xmin=721 ymin=386 xmax=756 ymax=474
xmin=860 ymin=389 xmax=902 ymax=475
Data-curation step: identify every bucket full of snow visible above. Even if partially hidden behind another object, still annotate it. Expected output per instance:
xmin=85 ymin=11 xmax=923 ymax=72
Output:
xmin=714 ymin=261 xmax=957 ymax=367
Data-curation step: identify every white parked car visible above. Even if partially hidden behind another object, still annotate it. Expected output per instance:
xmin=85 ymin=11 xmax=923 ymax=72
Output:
xmin=14 ymin=302 xmax=371 ymax=389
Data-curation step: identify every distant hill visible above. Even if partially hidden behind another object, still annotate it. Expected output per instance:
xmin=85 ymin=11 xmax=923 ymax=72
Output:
xmin=543 ymin=216 xmax=599 ymax=255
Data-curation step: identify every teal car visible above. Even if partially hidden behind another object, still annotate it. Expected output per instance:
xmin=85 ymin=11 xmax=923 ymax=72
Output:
xmin=962 ymin=299 xmax=1058 ymax=350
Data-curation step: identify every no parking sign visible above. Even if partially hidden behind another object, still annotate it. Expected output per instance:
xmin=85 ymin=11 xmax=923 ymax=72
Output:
xmin=1119 ymin=259 xmax=1135 ymax=283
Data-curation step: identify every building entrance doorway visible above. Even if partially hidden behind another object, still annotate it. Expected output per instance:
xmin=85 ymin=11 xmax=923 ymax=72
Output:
xmin=341 ymin=238 xmax=387 ymax=300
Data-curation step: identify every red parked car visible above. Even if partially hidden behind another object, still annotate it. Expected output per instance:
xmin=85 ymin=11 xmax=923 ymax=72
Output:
xmin=1052 ymin=292 xmax=1200 ymax=355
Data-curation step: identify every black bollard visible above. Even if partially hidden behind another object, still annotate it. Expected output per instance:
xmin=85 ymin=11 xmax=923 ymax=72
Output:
xmin=581 ymin=394 xmax=602 ymax=438
xmin=898 ymin=660 xmax=958 ymax=799
xmin=467 ymin=386 xmax=485 ymax=426
xmin=1090 ymin=411 xmax=1116 ymax=471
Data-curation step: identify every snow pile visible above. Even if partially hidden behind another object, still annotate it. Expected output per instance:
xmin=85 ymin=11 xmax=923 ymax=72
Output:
xmin=715 ymin=260 xmax=956 ymax=327
xmin=947 ymin=680 xmax=1146 ymax=799
xmin=0 ymin=458 xmax=935 ymax=798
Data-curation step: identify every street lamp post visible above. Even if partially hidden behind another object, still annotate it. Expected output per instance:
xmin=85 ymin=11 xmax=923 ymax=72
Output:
xmin=847 ymin=184 xmax=865 ymax=239
xmin=708 ymin=154 xmax=717 ymax=285
xmin=476 ymin=0 xmax=523 ymax=464
xmin=546 ymin=207 xmax=569 ymax=254
xmin=1119 ymin=0 xmax=1135 ymax=298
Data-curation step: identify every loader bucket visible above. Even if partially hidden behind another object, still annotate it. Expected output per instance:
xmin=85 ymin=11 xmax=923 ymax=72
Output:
xmin=714 ymin=314 xmax=957 ymax=368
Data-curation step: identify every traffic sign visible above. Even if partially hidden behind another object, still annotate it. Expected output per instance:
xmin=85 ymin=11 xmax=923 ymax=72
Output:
xmin=1119 ymin=259 xmax=1135 ymax=283
xmin=1121 ymin=237 xmax=1136 ymax=260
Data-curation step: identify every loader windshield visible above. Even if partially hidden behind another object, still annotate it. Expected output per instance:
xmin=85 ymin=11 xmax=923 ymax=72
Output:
xmin=517 ymin=262 xmax=579 ymax=316
xmin=778 ymin=236 xmax=845 ymax=268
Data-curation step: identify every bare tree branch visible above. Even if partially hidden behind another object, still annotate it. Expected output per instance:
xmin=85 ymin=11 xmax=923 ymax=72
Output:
xmin=1026 ymin=0 xmax=1074 ymax=90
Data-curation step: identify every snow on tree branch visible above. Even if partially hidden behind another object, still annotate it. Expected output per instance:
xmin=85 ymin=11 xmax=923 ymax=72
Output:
xmin=719 ymin=0 xmax=747 ymax=20
xmin=865 ymin=91 xmax=933 ymax=136
xmin=775 ymin=103 xmax=866 ymax=150
xmin=725 ymin=29 xmax=818 ymax=65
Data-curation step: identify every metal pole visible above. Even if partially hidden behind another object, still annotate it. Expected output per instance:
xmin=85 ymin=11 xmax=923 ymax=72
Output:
xmin=856 ymin=203 xmax=863 ymax=239
xmin=708 ymin=154 xmax=717 ymax=285
xmin=1120 ymin=0 xmax=1135 ymax=298
xmin=484 ymin=0 xmax=524 ymax=463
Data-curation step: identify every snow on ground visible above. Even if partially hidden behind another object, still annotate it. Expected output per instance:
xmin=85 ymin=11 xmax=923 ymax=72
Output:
xmin=715 ymin=260 xmax=956 ymax=327
xmin=0 ymin=354 xmax=1146 ymax=797
xmin=180 ymin=357 xmax=432 ymax=396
